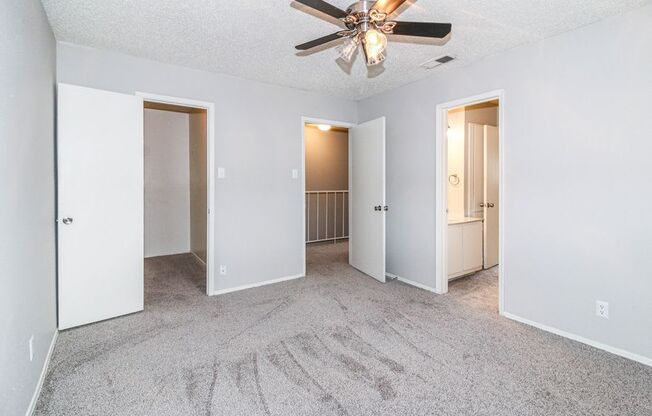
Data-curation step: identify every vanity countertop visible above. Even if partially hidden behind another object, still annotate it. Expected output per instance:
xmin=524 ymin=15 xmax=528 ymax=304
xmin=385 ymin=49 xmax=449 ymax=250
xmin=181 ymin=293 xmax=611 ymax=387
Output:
xmin=448 ymin=216 xmax=483 ymax=225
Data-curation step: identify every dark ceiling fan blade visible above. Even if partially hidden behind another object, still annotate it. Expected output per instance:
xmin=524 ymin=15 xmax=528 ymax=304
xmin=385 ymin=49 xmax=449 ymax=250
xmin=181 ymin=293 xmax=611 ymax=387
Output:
xmin=372 ymin=0 xmax=410 ymax=16
xmin=295 ymin=32 xmax=343 ymax=50
xmin=294 ymin=0 xmax=348 ymax=19
xmin=391 ymin=21 xmax=452 ymax=38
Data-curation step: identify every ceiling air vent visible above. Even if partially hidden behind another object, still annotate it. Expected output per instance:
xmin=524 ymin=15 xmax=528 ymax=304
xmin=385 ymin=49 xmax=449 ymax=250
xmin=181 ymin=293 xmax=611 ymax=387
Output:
xmin=420 ymin=55 xmax=454 ymax=70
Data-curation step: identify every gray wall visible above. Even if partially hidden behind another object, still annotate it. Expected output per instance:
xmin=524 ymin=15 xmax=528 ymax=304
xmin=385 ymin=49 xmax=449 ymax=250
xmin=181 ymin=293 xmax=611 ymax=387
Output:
xmin=358 ymin=6 xmax=652 ymax=359
xmin=144 ymin=109 xmax=191 ymax=257
xmin=56 ymin=42 xmax=358 ymax=292
xmin=189 ymin=112 xmax=208 ymax=262
xmin=0 ymin=0 xmax=57 ymax=414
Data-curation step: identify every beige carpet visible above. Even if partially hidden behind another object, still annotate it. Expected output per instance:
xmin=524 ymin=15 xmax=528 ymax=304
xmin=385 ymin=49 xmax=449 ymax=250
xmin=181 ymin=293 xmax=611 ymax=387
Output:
xmin=35 ymin=242 xmax=651 ymax=415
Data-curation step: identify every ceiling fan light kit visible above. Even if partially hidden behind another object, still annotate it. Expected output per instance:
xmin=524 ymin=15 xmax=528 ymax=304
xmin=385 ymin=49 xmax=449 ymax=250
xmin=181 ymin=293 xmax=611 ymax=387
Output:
xmin=337 ymin=36 xmax=360 ymax=62
xmin=294 ymin=0 xmax=452 ymax=67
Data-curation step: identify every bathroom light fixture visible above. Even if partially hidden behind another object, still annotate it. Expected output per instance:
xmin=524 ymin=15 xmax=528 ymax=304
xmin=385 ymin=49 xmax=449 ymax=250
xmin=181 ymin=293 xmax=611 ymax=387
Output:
xmin=317 ymin=124 xmax=332 ymax=131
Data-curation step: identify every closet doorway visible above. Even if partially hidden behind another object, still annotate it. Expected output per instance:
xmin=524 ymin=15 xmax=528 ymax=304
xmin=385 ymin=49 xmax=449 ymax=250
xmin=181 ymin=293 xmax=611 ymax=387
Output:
xmin=57 ymin=86 xmax=216 ymax=330
xmin=139 ymin=93 xmax=216 ymax=297
xmin=435 ymin=91 xmax=504 ymax=312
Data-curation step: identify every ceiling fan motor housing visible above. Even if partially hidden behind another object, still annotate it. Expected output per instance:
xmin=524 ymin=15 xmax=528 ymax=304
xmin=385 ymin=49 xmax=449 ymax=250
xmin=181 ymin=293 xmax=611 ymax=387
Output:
xmin=343 ymin=1 xmax=393 ymax=33
xmin=293 ymin=0 xmax=452 ymax=66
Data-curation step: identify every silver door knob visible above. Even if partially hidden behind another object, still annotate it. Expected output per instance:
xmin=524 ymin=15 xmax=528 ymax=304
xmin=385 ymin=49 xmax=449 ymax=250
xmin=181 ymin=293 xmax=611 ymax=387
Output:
xmin=62 ymin=217 xmax=73 ymax=225
xmin=374 ymin=205 xmax=382 ymax=211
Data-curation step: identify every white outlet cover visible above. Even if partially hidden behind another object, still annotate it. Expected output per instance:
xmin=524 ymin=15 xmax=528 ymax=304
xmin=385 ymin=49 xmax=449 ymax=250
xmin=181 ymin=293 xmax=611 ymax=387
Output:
xmin=292 ymin=168 xmax=298 ymax=179
xmin=217 ymin=167 xmax=225 ymax=179
xmin=220 ymin=265 xmax=227 ymax=275
xmin=596 ymin=300 xmax=609 ymax=319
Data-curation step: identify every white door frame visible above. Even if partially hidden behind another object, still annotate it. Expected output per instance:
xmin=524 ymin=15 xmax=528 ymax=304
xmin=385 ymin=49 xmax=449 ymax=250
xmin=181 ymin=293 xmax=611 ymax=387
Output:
xmin=300 ymin=117 xmax=357 ymax=276
xmin=137 ymin=92 xmax=216 ymax=296
xmin=435 ymin=89 xmax=505 ymax=314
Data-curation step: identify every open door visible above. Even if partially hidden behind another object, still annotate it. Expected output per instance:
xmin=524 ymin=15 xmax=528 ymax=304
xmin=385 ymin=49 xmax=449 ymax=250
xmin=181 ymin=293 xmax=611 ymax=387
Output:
xmin=349 ymin=117 xmax=386 ymax=282
xmin=483 ymin=125 xmax=499 ymax=268
xmin=57 ymin=83 xmax=144 ymax=329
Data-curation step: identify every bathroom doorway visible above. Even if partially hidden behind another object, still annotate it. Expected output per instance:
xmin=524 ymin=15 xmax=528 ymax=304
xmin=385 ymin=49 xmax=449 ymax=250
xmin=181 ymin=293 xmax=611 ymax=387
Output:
xmin=435 ymin=91 xmax=504 ymax=313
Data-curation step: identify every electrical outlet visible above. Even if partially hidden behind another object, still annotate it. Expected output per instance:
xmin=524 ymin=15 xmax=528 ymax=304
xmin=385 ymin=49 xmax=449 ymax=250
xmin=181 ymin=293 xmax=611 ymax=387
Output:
xmin=220 ymin=265 xmax=227 ymax=275
xmin=596 ymin=300 xmax=609 ymax=319
xmin=217 ymin=167 xmax=226 ymax=179
xmin=292 ymin=168 xmax=298 ymax=179
xmin=29 ymin=335 xmax=34 ymax=362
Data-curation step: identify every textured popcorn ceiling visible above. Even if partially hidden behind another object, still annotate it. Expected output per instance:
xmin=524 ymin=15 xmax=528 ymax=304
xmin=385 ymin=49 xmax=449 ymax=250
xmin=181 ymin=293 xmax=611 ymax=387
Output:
xmin=41 ymin=0 xmax=649 ymax=100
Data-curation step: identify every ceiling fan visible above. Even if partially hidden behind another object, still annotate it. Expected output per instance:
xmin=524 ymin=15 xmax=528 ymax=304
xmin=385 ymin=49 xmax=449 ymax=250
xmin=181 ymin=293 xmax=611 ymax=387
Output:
xmin=294 ymin=0 xmax=452 ymax=66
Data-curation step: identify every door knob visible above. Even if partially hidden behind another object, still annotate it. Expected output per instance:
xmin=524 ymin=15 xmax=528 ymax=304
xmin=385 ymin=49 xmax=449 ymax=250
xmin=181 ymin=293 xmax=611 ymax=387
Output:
xmin=374 ymin=206 xmax=382 ymax=211
xmin=480 ymin=203 xmax=486 ymax=207
xmin=487 ymin=203 xmax=495 ymax=208
xmin=62 ymin=217 xmax=73 ymax=225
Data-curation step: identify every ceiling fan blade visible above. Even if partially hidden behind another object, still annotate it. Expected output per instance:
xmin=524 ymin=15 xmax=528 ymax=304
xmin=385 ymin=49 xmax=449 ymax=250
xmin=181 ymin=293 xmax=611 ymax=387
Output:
xmin=294 ymin=0 xmax=348 ymax=19
xmin=295 ymin=32 xmax=343 ymax=50
xmin=391 ymin=21 xmax=452 ymax=38
xmin=372 ymin=0 xmax=409 ymax=16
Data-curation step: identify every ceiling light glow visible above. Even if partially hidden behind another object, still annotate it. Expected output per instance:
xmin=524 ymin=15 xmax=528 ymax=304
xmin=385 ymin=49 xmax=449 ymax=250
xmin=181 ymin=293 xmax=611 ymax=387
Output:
xmin=363 ymin=29 xmax=387 ymax=66
xmin=317 ymin=124 xmax=332 ymax=131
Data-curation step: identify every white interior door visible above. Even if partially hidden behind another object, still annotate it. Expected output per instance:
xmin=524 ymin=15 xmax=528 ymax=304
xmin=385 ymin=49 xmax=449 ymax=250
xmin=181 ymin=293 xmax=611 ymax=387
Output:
xmin=466 ymin=123 xmax=485 ymax=218
xmin=483 ymin=125 xmax=499 ymax=268
xmin=57 ymin=83 xmax=144 ymax=329
xmin=349 ymin=117 xmax=386 ymax=282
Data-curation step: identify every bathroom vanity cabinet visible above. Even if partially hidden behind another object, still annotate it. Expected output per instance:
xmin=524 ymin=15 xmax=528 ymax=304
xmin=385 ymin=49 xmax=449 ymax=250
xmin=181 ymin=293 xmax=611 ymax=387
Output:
xmin=448 ymin=218 xmax=483 ymax=279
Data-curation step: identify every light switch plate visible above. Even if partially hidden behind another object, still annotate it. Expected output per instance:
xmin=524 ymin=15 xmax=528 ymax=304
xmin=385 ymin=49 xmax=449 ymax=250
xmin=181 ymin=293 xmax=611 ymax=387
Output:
xmin=29 ymin=335 xmax=34 ymax=361
xmin=292 ymin=169 xmax=298 ymax=179
xmin=217 ymin=167 xmax=225 ymax=179
xmin=596 ymin=300 xmax=609 ymax=319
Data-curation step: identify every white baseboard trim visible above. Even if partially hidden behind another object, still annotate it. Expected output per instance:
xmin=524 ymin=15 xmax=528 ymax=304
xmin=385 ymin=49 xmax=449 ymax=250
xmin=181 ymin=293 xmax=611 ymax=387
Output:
xmin=388 ymin=273 xmax=438 ymax=293
xmin=212 ymin=274 xmax=304 ymax=296
xmin=502 ymin=312 xmax=651 ymax=367
xmin=190 ymin=251 xmax=206 ymax=265
xmin=26 ymin=330 xmax=58 ymax=416
xmin=144 ymin=250 xmax=190 ymax=259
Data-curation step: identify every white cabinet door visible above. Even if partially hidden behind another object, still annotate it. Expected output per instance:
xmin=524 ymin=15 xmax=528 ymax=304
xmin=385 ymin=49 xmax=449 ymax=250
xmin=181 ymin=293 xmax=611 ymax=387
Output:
xmin=463 ymin=221 xmax=483 ymax=271
xmin=350 ymin=117 xmax=386 ymax=282
xmin=448 ymin=224 xmax=463 ymax=276
xmin=448 ymin=221 xmax=483 ymax=279
xmin=57 ymin=83 xmax=144 ymax=330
